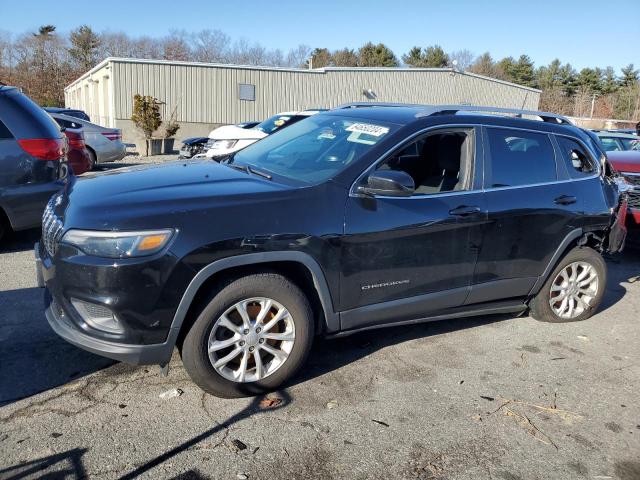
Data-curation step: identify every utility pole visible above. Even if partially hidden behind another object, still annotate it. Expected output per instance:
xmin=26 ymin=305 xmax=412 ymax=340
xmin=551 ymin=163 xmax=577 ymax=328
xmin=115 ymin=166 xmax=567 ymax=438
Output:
xmin=590 ymin=93 xmax=596 ymax=119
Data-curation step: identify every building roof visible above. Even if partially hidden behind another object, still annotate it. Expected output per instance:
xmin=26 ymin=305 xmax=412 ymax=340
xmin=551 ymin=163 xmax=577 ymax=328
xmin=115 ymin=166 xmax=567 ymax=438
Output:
xmin=65 ymin=57 xmax=541 ymax=94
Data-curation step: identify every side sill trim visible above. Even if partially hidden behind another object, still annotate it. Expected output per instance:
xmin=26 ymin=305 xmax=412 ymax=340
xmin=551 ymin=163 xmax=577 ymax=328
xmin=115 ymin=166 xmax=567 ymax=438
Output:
xmin=327 ymin=301 xmax=527 ymax=339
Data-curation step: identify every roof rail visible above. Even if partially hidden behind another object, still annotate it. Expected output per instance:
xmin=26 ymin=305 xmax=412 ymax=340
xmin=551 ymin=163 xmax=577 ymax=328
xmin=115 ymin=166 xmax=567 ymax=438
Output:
xmin=334 ymin=102 xmax=573 ymax=125
xmin=424 ymin=105 xmax=573 ymax=125
xmin=336 ymin=102 xmax=424 ymax=109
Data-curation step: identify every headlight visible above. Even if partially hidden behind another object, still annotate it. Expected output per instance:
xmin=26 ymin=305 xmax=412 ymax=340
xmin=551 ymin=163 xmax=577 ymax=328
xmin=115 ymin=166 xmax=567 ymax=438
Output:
xmin=613 ymin=175 xmax=634 ymax=193
xmin=61 ymin=229 xmax=174 ymax=258
xmin=211 ymin=139 xmax=238 ymax=150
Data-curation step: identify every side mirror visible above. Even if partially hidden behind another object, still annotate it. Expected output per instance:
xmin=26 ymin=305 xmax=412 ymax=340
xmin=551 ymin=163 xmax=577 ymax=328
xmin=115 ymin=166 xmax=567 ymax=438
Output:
xmin=358 ymin=170 xmax=415 ymax=197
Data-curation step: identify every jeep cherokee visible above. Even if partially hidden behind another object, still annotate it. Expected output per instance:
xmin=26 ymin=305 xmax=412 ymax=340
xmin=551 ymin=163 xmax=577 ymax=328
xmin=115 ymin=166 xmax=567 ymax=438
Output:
xmin=37 ymin=104 xmax=626 ymax=398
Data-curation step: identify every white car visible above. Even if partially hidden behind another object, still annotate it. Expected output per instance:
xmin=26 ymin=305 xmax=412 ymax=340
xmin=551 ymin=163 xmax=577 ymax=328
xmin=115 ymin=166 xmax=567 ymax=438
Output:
xmin=203 ymin=110 xmax=324 ymax=159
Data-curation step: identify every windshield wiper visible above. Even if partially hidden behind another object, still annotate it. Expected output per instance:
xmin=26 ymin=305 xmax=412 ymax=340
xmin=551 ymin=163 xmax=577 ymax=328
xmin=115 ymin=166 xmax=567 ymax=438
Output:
xmin=225 ymin=162 xmax=272 ymax=180
xmin=226 ymin=163 xmax=248 ymax=173
xmin=246 ymin=165 xmax=272 ymax=180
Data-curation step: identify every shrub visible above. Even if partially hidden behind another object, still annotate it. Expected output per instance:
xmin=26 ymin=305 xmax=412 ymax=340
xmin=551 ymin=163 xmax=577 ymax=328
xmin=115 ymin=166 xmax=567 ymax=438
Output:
xmin=131 ymin=94 xmax=162 ymax=155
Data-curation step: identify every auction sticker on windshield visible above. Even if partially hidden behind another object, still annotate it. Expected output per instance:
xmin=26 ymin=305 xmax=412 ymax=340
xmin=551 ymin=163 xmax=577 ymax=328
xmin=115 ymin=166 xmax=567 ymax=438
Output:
xmin=346 ymin=122 xmax=390 ymax=145
xmin=346 ymin=123 xmax=389 ymax=137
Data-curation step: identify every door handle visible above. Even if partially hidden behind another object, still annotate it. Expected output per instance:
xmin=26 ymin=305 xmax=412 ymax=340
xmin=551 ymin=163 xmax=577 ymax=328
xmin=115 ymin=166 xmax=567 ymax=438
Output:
xmin=449 ymin=205 xmax=482 ymax=216
xmin=554 ymin=195 xmax=577 ymax=205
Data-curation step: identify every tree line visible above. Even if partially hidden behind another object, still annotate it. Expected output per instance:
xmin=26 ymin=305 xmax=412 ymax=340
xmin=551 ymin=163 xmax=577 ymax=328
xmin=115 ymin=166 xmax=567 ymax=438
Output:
xmin=0 ymin=25 xmax=638 ymax=121
xmin=309 ymin=45 xmax=639 ymax=121
xmin=0 ymin=25 xmax=311 ymax=106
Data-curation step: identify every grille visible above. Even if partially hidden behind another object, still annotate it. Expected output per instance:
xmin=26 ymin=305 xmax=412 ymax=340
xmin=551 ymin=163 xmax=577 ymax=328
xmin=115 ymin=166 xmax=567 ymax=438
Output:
xmin=42 ymin=196 xmax=64 ymax=257
xmin=627 ymin=191 xmax=640 ymax=209
xmin=623 ymin=174 xmax=640 ymax=187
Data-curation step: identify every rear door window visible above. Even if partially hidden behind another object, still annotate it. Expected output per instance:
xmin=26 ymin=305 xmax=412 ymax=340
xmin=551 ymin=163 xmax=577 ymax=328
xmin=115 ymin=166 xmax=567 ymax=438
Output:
xmin=599 ymin=137 xmax=622 ymax=151
xmin=486 ymin=128 xmax=557 ymax=188
xmin=0 ymin=119 xmax=13 ymax=139
xmin=556 ymin=136 xmax=595 ymax=178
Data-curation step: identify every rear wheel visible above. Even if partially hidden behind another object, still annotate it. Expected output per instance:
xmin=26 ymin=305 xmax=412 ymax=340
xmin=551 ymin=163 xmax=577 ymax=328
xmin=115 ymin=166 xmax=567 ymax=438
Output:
xmin=181 ymin=273 xmax=314 ymax=398
xmin=87 ymin=148 xmax=97 ymax=170
xmin=530 ymin=246 xmax=606 ymax=323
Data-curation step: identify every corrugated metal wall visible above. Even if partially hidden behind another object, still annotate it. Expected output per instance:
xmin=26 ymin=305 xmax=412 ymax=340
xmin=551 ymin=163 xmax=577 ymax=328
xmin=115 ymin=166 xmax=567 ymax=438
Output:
xmin=105 ymin=60 xmax=539 ymax=124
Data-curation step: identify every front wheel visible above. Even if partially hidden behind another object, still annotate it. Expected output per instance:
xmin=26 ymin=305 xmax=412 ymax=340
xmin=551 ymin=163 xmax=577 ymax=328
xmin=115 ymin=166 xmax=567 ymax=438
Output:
xmin=181 ymin=273 xmax=314 ymax=398
xmin=530 ymin=246 xmax=606 ymax=323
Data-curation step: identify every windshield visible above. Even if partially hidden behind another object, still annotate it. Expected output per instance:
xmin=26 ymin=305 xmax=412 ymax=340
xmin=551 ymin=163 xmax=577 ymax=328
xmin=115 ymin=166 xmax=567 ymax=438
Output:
xmin=232 ymin=114 xmax=396 ymax=184
xmin=621 ymin=138 xmax=640 ymax=151
xmin=254 ymin=114 xmax=305 ymax=134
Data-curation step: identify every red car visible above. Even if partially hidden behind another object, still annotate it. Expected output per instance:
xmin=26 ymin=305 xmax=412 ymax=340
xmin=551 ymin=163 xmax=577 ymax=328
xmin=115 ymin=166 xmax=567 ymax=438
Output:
xmin=608 ymin=150 xmax=640 ymax=244
xmin=63 ymin=127 xmax=91 ymax=175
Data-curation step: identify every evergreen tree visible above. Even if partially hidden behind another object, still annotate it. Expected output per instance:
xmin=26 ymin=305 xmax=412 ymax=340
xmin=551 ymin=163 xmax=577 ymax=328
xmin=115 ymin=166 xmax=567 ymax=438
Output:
xmin=576 ymin=67 xmax=603 ymax=93
xmin=619 ymin=64 xmax=639 ymax=87
xmin=401 ymin=47 xmax=425 ymax=67
xmin=331 ymin=48 xmax=358 ymax=67
xmin=35 ymin=25 xmax=56 ymax=37
xmin=69 ymin=25 xmax=101 ymax=71
xmin=309 ymin=47 xmax=331 ymax=68
xmin=511 ymin=55 xmax=535 ymax=87
xmin=558 ymin=63 xmax=577 ymax=96
xmin=402 ymin=45 xmax=449 ymax=68
xmin=601 ymin=67 xmax=618 ymax=95
xmin=536 ymin=59 xmax=562 ymax=90
xmin=357 ymin=42 xmax=398 ymax=67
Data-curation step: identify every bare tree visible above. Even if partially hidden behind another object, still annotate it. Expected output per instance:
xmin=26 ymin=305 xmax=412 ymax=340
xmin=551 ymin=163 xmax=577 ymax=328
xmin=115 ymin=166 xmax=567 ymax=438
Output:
xmin=162 ymin=30 xmax=191 ymax=61
xmin=449 ymin=49 xmax=474 ymax=71
xmin=191 ymin=29 xmax=230 ymax=63
xmin=284 ymin=44 xmax=311 ymax=68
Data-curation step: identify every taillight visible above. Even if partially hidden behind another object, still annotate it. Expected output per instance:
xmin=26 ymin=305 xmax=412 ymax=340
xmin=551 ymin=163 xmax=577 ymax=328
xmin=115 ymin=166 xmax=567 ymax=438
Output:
xmin=65 ymin=130 xmax=86 ymax=149
xmin=18 ymin=138 xmax=66 ymax=160
xmin=101 ymin=131 xmax=121 ymax=141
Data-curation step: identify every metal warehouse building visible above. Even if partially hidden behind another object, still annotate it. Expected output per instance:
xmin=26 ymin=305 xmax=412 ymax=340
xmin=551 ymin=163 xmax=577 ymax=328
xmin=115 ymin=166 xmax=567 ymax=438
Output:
xmin=64 ymin=57 xmax=541 ymax=148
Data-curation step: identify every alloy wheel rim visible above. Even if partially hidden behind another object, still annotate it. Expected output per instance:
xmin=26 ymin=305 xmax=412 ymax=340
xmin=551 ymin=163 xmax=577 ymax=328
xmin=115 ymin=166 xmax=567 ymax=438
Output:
xmin=207 ymin=297 xmax=295 ymax=383
xmin=549 ymin=261 xmax=599 ymax=319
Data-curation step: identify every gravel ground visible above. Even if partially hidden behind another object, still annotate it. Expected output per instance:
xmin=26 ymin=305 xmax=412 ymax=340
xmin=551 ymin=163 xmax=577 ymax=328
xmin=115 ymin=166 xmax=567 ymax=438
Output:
xmin=1 ymin=227 xmax=639 ymax=480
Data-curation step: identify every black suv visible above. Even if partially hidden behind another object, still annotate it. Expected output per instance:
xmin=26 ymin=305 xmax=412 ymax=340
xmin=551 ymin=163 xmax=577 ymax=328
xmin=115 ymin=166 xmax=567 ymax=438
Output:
xmin=0 ymin=87 xmax=69 ymax=242
xmin=38 ymin=104 xmax=626 ymax=397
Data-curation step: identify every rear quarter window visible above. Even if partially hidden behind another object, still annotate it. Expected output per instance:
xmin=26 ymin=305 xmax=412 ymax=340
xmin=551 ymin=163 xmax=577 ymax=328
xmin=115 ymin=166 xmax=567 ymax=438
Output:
xmin=555 ymin=136 xmax=595 ymax=178
xmin=486 ymin=128 xmax=557 ymax=188
xmin=0 ymin=90 xmax=62 ymax=139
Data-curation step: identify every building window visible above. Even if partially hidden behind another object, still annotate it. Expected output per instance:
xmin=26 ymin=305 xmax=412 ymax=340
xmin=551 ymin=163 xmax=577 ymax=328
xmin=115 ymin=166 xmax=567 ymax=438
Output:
xmin=239 ymin=83 xmax=256 ymax=101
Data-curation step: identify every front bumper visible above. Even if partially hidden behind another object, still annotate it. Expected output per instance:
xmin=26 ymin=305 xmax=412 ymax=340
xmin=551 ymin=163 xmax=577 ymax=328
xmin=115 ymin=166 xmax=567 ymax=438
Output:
xmin=35 ymin=240 xmax=192 ymax=365
xmin=44 ymin=288 xmax=174 ymax=365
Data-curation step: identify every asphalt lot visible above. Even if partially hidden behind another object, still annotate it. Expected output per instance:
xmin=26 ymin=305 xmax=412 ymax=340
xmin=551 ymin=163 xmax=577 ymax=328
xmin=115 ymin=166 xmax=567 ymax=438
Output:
xmin=1 ymin=226 xmax=639 ymax=480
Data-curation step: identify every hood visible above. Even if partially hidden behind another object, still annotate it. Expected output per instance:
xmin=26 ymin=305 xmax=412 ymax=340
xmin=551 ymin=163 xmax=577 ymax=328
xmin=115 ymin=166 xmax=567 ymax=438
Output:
xmin=607 ymin=151 xmax=640 ymax=173
xmin=209 ymin=125 xmax=267 ymax=141
xmin=61 ymin=160 xmax=292 ymax=230
xmin=181 ymin=137 xmax=209 ymax=145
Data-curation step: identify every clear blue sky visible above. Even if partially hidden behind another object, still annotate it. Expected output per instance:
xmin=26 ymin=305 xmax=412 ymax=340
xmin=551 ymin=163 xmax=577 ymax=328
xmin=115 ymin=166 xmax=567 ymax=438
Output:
xmin=1 ymin=0 xmax=638 ymax=71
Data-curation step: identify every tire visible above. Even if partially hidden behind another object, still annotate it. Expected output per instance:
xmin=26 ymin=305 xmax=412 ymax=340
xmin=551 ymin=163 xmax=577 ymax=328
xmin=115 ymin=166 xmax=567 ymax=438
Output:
xmin=530 ymin=246 xmax=606 ymax=323
xmin=87 ymin=148 xmax=97 ymax=170
xmin=181 ymin=273 xmax=314 ymax=398
xmin=0 ymin=210 xmax=10 ymax=243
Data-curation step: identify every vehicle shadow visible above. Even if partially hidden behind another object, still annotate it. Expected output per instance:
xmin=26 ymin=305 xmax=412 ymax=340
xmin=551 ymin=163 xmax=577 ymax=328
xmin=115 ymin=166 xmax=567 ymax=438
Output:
xmin=0 ymin=228 xmax=40 ymax=254
xmin=0 ymin=448 xmax=88 ymax=479
xmin=118 ymin=391 xmax=292 ymax=480
xmin=0 ymin=392 xmax=290 ymax=479
xmin=600 ymin=247 xmax=640 ymax=312
xmin=0 ymin=287 xmax=115 ymax=407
